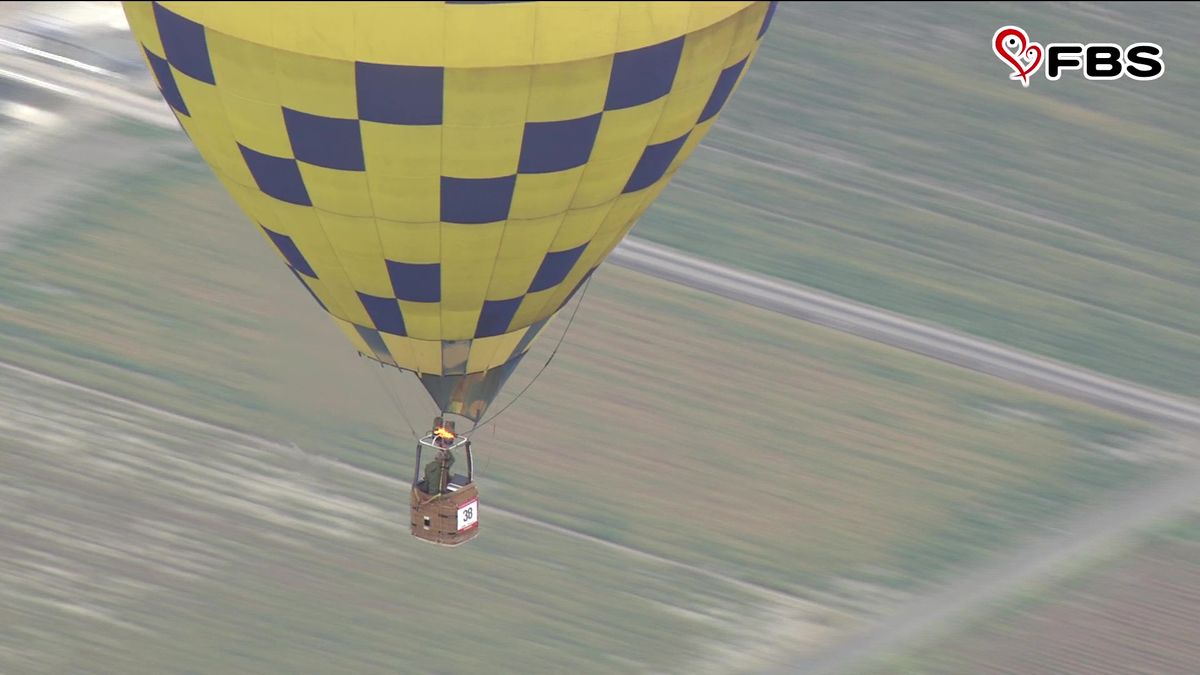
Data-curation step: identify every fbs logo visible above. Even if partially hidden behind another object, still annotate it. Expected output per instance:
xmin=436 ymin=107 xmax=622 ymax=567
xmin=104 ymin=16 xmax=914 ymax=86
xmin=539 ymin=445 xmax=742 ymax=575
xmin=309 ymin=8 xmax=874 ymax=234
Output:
xmin=993 ymin=26 xmax=1164 ymax=87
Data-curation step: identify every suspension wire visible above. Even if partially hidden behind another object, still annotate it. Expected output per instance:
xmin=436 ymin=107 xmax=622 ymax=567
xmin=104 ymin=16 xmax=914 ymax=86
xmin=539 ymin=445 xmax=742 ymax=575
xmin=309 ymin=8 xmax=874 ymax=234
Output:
xmin=368 ymin=359 xmax=419 ymax=440
xmin=479 ymin=423 xmax=498 ymax=477
xmin=468 ymin=275 xmax=594 ymax=437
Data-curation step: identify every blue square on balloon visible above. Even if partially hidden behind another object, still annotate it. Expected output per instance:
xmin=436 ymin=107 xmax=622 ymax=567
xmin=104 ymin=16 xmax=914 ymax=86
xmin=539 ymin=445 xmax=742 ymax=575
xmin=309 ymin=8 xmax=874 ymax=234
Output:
xmin=355 ymin=325 xmax=395 ymax=364
xmin=623 ymin=131 xmax=690 ymax=193
xmin=261 ymin=225 xmax=316 ymax=277
xmin=604 ymin=36 xmax=685 ymax=110
xmin=558 ymin=267 xmax=594 ymax=310
xmin=518 ymin=113 xmax=602 ymax=174
xmin=239 ymin=144 xmax=311 ymax=206
xmin=441 ymin=176 xmax=516 ymax=224
xmin=355 ymin=62 xmax=444 ymax=125
xmin=358 ymin=293 xmax=407 ymax=336
xmin=387 ymin=261 xmax=440 ymax=303
xmin=152 ymin=2 xmax=214 ymax=84
xmin=143 ymin=47 xmax=189 ymax=116
xmin=290 ymin=268 xmax=328 ymax=313
xmin=698 ymin=57 xmax=747 ymax=124
xmin=475 ymin=297 xmax=523 ymax=338
xmin=529 ymin=243 xmax=586 ymax=293
xmin=283 ymin=108 xmax=364 ymax=171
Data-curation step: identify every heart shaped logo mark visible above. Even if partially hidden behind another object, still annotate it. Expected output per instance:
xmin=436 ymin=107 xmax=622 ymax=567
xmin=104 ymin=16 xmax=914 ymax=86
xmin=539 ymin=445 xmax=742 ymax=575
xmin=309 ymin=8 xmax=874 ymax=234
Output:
xmin=993 ymin=26 xmax=1043 ymax=87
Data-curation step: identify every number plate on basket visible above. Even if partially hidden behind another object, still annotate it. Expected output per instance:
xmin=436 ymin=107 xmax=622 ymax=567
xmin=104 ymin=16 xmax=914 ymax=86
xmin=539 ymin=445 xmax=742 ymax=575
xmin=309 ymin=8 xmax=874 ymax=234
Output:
xmin=457 ymin=499 xmax=478 ymax=532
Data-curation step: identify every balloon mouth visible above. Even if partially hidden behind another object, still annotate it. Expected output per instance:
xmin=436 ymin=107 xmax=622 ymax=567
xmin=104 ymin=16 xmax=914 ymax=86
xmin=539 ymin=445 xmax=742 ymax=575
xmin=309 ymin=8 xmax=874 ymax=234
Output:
xmin=413 ymin=357 xmax=526 ymax=424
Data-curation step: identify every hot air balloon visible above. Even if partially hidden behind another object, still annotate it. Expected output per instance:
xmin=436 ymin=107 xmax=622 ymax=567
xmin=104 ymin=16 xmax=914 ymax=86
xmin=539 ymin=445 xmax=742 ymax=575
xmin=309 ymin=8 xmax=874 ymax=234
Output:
xmin=123 ymin=0 xmax=777 ymax=545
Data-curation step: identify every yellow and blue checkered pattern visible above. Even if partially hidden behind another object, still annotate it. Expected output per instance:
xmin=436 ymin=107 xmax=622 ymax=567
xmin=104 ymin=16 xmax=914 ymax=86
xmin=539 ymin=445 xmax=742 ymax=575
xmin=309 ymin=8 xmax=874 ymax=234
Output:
xmin=124 ymin=1 xmax=776 ymax=388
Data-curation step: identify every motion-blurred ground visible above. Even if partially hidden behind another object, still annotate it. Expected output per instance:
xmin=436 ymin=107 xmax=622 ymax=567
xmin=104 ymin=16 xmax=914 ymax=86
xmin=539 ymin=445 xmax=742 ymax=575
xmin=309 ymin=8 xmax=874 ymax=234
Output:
xmin=1 ymin=3 xmax=1198 ymax=674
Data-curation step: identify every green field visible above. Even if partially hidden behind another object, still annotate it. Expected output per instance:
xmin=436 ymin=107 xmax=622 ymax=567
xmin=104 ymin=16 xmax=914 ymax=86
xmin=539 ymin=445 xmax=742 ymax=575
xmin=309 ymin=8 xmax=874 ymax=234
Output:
xmin=0 ymin=117 xmax=1161 ymax=616
xmin=1 ymin=368 xmax=816 ymax=675
xmin=634 ymin=3 xmax=1200 ymax=397
xmin=857 ymin=509 xmax=1200 ymax=675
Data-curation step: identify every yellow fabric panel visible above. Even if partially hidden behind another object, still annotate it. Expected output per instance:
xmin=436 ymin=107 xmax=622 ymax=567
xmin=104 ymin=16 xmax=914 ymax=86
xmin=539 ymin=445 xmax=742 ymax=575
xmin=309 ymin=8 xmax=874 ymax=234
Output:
xmin=539 ymin=278 xmax=586 ymax=321
xmin=548 ymin=233 xmax=618 ymax=309
xmin=613 ymin=2 xmax=692 ymax=53
xmin=533 ymin=2 xmax=620 ymax=63
xmin=530 ymin=271 xmax=586 ymax=326
xmin=688 ymin=1 xmax=753 ymax=31
xmin=298 ymin=276 xmax=344 ymax=323
xmin=727 ymin=2 xmax=770 ymax=66
xmin=397 ymin=300 xmax=442 ymax=341
xmin=331 ymin=316 xmax=374 ymax=355
xmin=487 ymin=214 xmax=566 ymax=300
xmin=526 ymin=57 xmax=612 ymax=123
xmin=181 ymin=118 xmax=249 ymax=188
xmin=442 ymin=123 xmax=523 ymax=179
xmin=376 ymin=219 xmax=441 ymax=265
xmin=221 ymin=177 xmax=280 ymax=231
xmin=122 ymin=1 xmax=163 ymax=55
xmin=171 ymin=77 xmax=250 ymax=185
xmin=674 ymin=118 xmax=719 ymax=173
xmin=729 ymin=50 xmax=760 ymax=101
xmin=273 ymin=49 xmax=358 ymax=119
xmin=588 ymin=99 xmax=666 ymax=164
xmin=175 ymin=2 xmax=269 ymax=45
xmin=220 ymin=91 xmax=293 ymax=157
xmin=156 ymin=1 xmax=753 ymax=66
xmin=649 ymin=76 xmax=721 ymax=144
xmin=467 ymin=331 xmax=526 ymax=373
xmin=490 ymin=328 xmax=530 ymax=369
xmin=443 ymin=3 xmax=536 ymax=68
xmin=443 ymin=67 xmax=533 ymax=128
xmin=632 ymin=178 xmax=674 ymax=224
xmin=410 ymin=337 xmax=445 ymax=376
xmin=378 ymin=332 xmax=420 ymax=371
xmin=488 ymin=254 xmax=547 ymax=301
xmin=571 ymin=154 xmax=642 ymax=209
xmin=440 ymin=222 xmax=505 ymax=339
xmin=266 ymin=202 xmax=371 ymax=326
xmin=595 ymin=191 xmax=650 ymax=243
xmin=212 ymin=172 xmax=267 ymax=227
xmin=510 ymin=287 xmax=559 ymax=329
xmin=219 ymin=175 xmax=360 ymax=324
xmin=204 ymin=29 xmax=279 ymax=102
xmin=126 ymin=0 xmax=776 ymax=382
xmin=676 ymin=10 xmax=740 ymax=88
xmin=509 ymin=167 xmax=586 ymax=220
xmin=360 ymin=123 xmax=441 ymax=178
xmin=300 ymin=165 xmax=375 ymax=217
xmin=270 ymin=4 xmax=356 ymax=62
xmin=353 ymin=2 xmax=446 ymax=66
xmin=551 ymin=201 xmax=615 ymax=250
xmin=315 ymin=212 xmax=391 ymax=298
xmin=366 ymin=175 xmax=441 ymax=223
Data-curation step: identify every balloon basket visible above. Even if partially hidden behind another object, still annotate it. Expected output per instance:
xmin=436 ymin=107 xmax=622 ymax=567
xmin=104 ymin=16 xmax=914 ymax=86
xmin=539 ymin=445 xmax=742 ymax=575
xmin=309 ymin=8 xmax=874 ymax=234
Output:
xmin=410 ymin=419 xmax=480 ymax=546
xmin=410 ymin=482 xmax=479 ymax=547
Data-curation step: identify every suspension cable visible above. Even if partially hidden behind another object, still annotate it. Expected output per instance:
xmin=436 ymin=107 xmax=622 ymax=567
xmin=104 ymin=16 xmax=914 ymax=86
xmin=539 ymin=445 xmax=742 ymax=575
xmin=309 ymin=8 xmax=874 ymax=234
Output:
xmin=368 ymin=359 xmax=418 ymax=440
xmin=468 ymin=275 xmax=593 ymax=436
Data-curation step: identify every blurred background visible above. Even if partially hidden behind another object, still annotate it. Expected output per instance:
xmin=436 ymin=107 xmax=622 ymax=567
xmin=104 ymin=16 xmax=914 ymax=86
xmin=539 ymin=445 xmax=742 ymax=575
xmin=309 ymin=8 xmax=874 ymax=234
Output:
xmin=1 ymin=2 xmax=1198 ymax=674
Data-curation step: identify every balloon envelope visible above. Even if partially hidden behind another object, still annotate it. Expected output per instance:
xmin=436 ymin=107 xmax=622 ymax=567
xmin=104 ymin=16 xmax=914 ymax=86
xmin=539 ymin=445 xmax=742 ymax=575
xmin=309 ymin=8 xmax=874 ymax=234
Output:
xmin=123 ymin=1 xmax=778 ymax=420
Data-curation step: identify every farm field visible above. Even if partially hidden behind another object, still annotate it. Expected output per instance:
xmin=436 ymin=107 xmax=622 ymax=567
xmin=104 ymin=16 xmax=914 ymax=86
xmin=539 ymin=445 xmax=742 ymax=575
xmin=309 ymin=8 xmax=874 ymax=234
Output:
xmin=634 ymin=3 xmax=1200 ymax=397
xmin=0 ymin=116 xmax=1169 ymax=672
xmin=856 ymin=510 xmax=1200 ymax=675
xmin=0 ymin=365 xmax=827 ymax=675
